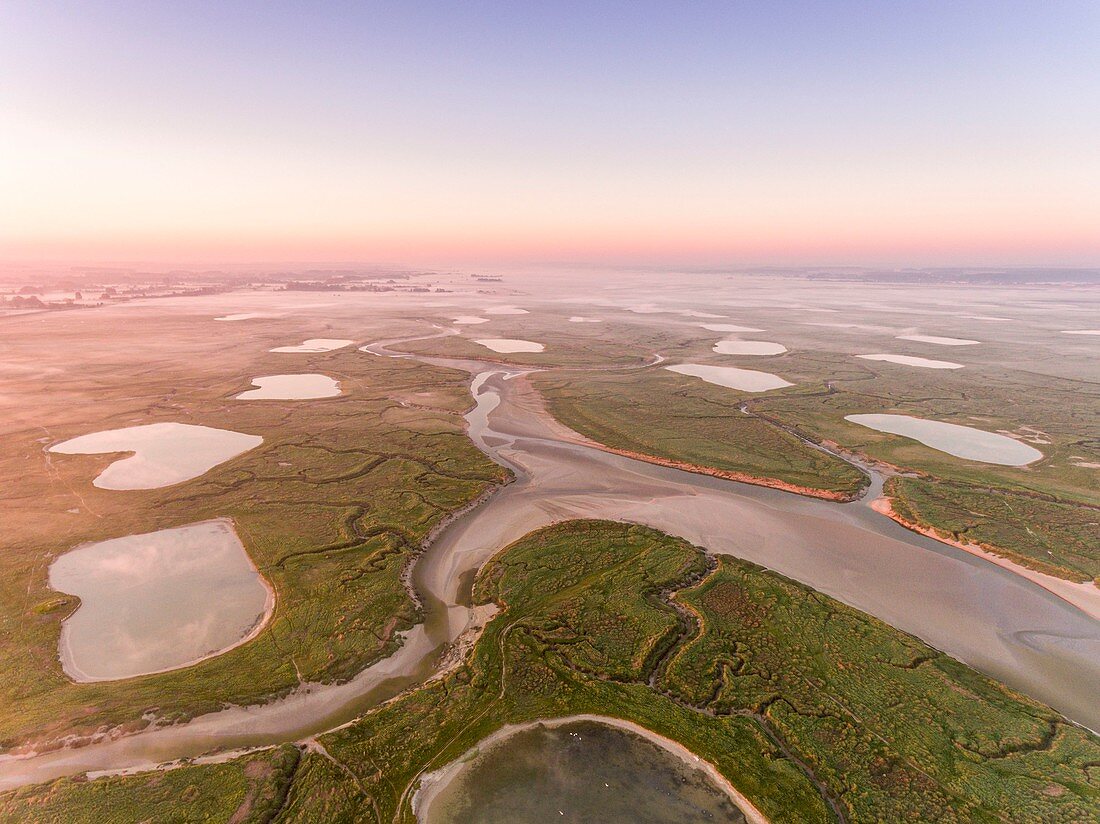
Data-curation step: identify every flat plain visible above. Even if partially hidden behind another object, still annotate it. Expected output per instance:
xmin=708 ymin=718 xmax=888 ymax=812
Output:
xmin=0 ymin=274 xmax=1097 ymax=822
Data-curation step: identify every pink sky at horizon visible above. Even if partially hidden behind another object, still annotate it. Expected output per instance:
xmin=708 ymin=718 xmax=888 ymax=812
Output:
xmin=2 ymin=2 xmax=1099 ymax=269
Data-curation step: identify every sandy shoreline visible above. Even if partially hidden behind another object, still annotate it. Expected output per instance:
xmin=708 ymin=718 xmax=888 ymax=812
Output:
xmin=576 ymin=442 xmax=855 ymax=501
xmin=412 ymin=714 xmax=770 ymax=824
xmin=520 ymin=377 xmax=855 ymax=503
xmin=872 ymin=498 xmax=1100 ymax=621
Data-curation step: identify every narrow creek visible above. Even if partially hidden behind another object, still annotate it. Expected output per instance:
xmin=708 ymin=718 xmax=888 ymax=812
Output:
xmin=1 ymin=343 xmax=1097 ymax=790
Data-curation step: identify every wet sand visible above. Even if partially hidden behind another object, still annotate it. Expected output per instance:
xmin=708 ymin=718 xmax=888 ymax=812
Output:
xmin=871 ymin=498 xmax=1100 ymax=620
xmin=2 ymin=339 xmax=1098 ymax=788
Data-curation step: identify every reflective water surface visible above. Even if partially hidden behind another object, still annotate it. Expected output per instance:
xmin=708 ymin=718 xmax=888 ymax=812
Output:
xmin=846 ymin=413 xmax=1043 ymax=465
xmin=417 ymin=720 xmax=749 ymax=824
xmin=236 ymin=373 xmax=341 ymax=399
xmin=50 ymin=519 xmax=272 ymax=681
xmin=49 ymin=422 xmax=262 ymax=490
xmin=474 ymin=338 xmax=545 ymax=353
xmin=856 ymin=353 xmax=963 ymax=369
xmin=2 ymin=339 xmax=1096 ymax=788
xmin=665 ymin=363 xmax=793 ymax=391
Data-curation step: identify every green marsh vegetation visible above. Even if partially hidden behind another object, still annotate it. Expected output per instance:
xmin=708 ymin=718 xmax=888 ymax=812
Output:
xmin=532 ymin=320 xmax=1099 ymax=583
xmin=0 ymin=309 xmax=506 ymax=749
xmin=9 ymin=521 xmax=1095 ymax=822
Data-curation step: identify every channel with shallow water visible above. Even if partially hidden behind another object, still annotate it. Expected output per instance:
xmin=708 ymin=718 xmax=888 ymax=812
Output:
xmin=2 ymin=337 xmax=1097 ymax=788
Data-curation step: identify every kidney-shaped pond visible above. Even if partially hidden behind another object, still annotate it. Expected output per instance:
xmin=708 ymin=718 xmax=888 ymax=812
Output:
xmin=846 ymin=414 xmax=1043 ymax=465
xmin=236 ymin=374 xmax=341 ymax=399
xmin=49 ymin=423 xmax=263 ymax=490
xmin=415 ymin=719 xmax=754 ymax=824
xmin=49 ymin=519 xmax=273 ymax=681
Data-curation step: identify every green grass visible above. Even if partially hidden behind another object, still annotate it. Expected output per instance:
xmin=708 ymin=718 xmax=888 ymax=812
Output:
xmin=21 ymin=521 xmax=1095 ymax=821
xmin=535 ymin=368 xmax=868 ymax=498
xmin=531 ymin=342 xmax=1099 ymax=581
xmin=0 ymin=745 xmax=301 ymax=824
xmin=886 ymin=477 xmax=1100 ymax=583
xmin=0 ymin=350 xmax=507 ymax=748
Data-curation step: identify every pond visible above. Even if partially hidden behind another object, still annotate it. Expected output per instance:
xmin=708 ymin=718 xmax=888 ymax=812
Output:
xmin=856 ymin=354 xmax=963 ymax=369
xmin=269 ymin=339 xmax=353 ymax=353
xmin=665 ymin=363 xmax=793 ymax=392
xmin=49 ymin=519 xmax=273 ymax=681
xmin=474 ymin=339 xmax=545 ymax=353
xmin=415 ymin=719 xmax=753 ymax=824
xmin=713 ymin=340 xmax=787 ymax=356
xmin=896 ymin=334 xmax=979 ymax=346
xmin=236 ymin=374 xmax=341 ymax=399
xmin=845 ymin=414 xmax=1043 ymax=465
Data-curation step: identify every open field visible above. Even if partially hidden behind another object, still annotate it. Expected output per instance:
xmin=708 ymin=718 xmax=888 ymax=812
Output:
xmin=523 ymin=281 xmax=1099 ymax=585
xmin=0 ymin=303 xmax=506 ymax=749
xmin=5 ymin=520 xmax=1096 ymax=822
xmin=536 ymin=368 xmax=868 ymax=499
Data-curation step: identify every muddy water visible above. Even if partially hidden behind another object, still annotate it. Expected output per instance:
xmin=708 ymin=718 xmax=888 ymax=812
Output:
xmin=2 ymin=345 xmax=1098 ymax=788
xmin=416 ymin=721 xmax=749 ymax=824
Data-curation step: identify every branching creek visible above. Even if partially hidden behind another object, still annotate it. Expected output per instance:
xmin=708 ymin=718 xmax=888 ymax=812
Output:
xmin=1 ymin=336 xmax=1097 ymax=790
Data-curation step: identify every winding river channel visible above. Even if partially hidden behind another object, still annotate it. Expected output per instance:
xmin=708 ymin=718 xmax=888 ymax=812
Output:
xmin=1 ymin=343 xmax=1098 ymax=789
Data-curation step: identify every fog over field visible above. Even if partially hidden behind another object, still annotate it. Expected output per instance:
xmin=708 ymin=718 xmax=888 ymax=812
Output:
xmin=0 ymin=265 xmax=1097 ymax=822
xmin=2 ymin=1 xmax=1099 ymax=820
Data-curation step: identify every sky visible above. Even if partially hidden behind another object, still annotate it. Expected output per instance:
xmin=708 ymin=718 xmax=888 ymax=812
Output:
xmin=2 ymin=1 xmax=1099 ymax=269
